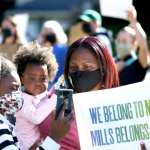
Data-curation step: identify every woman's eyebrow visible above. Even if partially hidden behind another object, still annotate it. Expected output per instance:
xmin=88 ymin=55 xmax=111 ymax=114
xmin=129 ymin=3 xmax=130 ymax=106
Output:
xmin=70 ymin=60 xmax=96 ymax=64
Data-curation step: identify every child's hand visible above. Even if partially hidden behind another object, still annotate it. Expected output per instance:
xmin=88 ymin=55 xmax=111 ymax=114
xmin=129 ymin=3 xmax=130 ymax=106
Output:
xmin=49 ymin=110 xmax=73 ymax=142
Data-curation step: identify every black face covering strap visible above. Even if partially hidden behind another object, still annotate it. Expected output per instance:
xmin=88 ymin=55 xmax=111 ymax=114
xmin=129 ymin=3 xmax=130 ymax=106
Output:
xmin=69 ymin=69 xmax=102 ymax=93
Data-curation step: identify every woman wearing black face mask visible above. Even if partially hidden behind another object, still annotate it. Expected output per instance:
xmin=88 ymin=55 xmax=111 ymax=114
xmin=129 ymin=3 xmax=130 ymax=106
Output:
xmin=62 ymin=37 xmax=146 ymax=150
xmin=49 ymin=36 xmax=119 ymax=149
xmin=65 ymin=36 xmax=119 ymax=93
xmin=0 ymin=56 xmax=23 ymax=149
xmin=41 ymin=37 xmax=146 ymax=150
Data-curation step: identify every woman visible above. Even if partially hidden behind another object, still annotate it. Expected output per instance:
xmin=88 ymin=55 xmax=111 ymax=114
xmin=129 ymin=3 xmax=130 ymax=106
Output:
xmin=40 ymin=36 xmax=118 ymax=149
xmin=64 ymin=36 xmax=118 ymax=92
xmin=39 ymin=36 xmax=146 ymax=149
xmin=62 ymin=36 xmax=119 ymax=149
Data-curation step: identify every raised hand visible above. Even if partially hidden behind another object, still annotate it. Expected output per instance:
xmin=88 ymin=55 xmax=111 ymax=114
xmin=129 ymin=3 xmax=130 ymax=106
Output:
xmin=127 ymin=5 xmax=137 ymax=25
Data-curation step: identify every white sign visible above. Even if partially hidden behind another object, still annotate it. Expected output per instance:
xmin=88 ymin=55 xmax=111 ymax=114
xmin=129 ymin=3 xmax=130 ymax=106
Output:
xmin=73 ymin=81 xmax=150 ymax=150
xmin=12 ymin=13 xmax=29 ymax=44
xmin=99 ymin=0 xmax=133 ymax=20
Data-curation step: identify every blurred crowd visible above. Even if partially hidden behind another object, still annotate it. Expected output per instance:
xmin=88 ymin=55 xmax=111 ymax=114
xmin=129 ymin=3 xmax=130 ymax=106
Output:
xmin=0 ymin=4 xmax=149 ymax=150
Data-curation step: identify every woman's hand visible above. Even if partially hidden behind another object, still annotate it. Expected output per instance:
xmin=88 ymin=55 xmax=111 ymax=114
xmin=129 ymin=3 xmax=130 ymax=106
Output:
xmin=49 ymin=110 xmax=73 ymax=142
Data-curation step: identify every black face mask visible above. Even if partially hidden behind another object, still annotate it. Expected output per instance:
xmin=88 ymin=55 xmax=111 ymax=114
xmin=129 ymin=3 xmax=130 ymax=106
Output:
xmin=69 ymin=69 xmax=102 ymax=93
xmin=82 ymin=22 xmax=93 ymax=34
xmin=45 ymin=34 xmax=56 ymax=45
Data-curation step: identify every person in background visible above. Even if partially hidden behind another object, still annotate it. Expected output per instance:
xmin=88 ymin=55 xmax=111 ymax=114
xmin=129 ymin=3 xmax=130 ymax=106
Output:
xmin=0 ymin=16 xmax=19 ymax=45
xmin=115 ymin=5 xmax=149 ymax=86
xmin=0 ymin=16 xmax=21 ymax=60
xmin=69 ymin=9 xmax=113 ymax=56
xmin=38 ymin=20 xmax=68 ymax=86
xmin=0 ymin=56 xmax=72 ymax=150
xmin=13 ymin=42 xmax=71 ymax=150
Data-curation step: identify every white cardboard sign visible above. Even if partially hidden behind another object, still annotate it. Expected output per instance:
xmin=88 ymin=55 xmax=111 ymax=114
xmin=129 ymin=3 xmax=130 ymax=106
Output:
xmin=73 ymin=81 xmax=150 ymax=150
xmin=99 ymin=0 xmax=133 ymax=19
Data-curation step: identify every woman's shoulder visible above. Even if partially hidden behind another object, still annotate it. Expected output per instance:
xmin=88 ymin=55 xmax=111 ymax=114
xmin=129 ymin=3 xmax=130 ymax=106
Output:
xmin=0 ymin=115 xmax=11 ymax=132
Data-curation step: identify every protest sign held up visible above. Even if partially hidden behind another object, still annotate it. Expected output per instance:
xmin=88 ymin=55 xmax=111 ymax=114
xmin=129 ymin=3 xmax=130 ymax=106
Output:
xmin=99 ymin=0 xmax=133 ymax=20
xmin=73 ymin=81 xmax=150 ymax=150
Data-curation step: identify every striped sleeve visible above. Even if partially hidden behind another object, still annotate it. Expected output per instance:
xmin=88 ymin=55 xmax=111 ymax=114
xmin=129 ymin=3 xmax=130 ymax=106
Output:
xmin=0 ymin=122 xmax=20 ymax=150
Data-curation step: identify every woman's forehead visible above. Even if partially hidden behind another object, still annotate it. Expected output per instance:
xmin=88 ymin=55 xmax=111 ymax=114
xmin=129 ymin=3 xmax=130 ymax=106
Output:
xmin=72 ymin=47 xmax=96 ymax=56
xmin=11 ymin=71 xmax=21 ymax=84
xmin=69 ymin=48 xmax=99 ymax=67
xmin=71 ymin=48 xmax=95 ymax=60
xmin=2 ymin=72 xmax=20 ymax=86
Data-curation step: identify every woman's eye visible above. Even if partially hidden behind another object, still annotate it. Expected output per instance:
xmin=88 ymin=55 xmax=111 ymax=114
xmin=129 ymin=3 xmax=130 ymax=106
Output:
xmin=69 ymin=66 xmax=97 ymax=72
xmin=83 ymin=65 xmax=96 ymax=71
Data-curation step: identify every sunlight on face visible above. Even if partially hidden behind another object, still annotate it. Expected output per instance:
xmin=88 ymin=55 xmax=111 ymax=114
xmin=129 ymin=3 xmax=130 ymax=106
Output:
xmin=21 ymin=64 xmax=49 ymax=96
xmin=0 ymin=71 xmax=21 ymax=96
xmin=69 ymin=48 xmax=99 ymax=73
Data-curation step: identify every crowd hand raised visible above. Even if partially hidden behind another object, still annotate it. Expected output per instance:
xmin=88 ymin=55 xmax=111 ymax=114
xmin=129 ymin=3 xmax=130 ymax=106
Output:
xmin=127 ymin=5 xmax=137 ymax=25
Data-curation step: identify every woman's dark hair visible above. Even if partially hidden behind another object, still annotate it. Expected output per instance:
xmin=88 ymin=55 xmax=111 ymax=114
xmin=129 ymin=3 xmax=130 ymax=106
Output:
xmin=13 ymin=42 xmax=58 ymax=81
xmin=64 ymin=36 xmax=119 ymax=89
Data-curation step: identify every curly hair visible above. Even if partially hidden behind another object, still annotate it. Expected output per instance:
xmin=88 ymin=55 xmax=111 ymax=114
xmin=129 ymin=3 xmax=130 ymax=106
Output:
xmin=13 ymin=42 xmax=58 ymax=81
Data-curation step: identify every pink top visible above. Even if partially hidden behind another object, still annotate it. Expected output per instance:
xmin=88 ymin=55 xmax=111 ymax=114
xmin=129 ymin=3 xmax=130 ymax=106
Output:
xmin=15 ymin=91 xmax=56 ymax=150
xmin=39 ymin=112 xmax=80 ymax=150
xmin=59 ymin=118 xmax=80 ymax=150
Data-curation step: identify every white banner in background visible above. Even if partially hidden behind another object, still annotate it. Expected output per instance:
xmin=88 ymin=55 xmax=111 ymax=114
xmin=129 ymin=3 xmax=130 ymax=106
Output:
xmin=99 ymin=0 xmax=133 ymax=19
xmin=73 ymin=81 xmax=150 ymax=150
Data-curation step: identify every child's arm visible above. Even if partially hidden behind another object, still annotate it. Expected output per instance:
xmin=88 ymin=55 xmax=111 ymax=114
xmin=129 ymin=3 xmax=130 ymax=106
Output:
xmin=22 ymin=94 xmax=56 ymax=124
xmin=30 ymin=109 xmax=73 ymax=150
